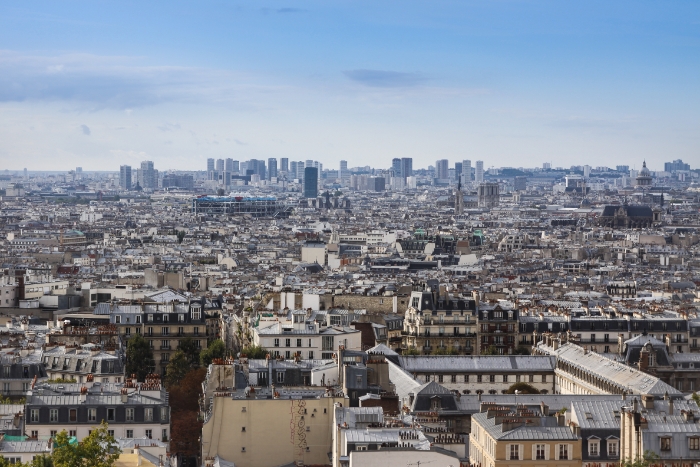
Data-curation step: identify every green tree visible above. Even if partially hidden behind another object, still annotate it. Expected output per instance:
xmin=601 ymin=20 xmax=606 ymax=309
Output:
xmin=200 ymin=339 xmax=226 ymax=367
xmin=505 ymin=382 xmax=541 ymax=394
xmin=164 ymin=350 xmax=191 ymax=389
xmin=513 ymin=346 xmax=531 ymax=355
xmin=178 ymin=338 xmax=201 ymax=367
xmin=29 ymin=455 xmax=53 ymax=467
xmin=481 ymin=346 xmax=498 ymax=355
xmin=620 ymin=451 xmax=660 ymax=467
xmin=240 ymin=345 xmax=268 ymax=359
xmin=402 ymin=347 xmax=421 ymax=356
xmin=53 ymin=422 xmax=120 ymax=467
xmin=125 ymin=334 xmax=154 ymax=382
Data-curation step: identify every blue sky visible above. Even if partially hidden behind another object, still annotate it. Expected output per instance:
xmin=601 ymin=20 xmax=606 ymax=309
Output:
xmin=0 ymin=1 xmax=698 ymax=171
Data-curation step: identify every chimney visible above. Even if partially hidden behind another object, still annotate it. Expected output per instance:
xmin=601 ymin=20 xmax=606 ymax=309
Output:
xmin=134 ymin=446 xmax=141 ymax=467
xmin=540 ymin=402 xmax=549 ymax=416
xmin=641 ymin=394 xmax=654 ymax=409
xmin=632 ymin=398 xmax=639 ymax=413
xmin=683 ymin=410 xmax=695 ymax=422
xmin=669 ymin=398 xmax=674 ymax=415
xmin=552 ymin=339 xmax=559 ymax=351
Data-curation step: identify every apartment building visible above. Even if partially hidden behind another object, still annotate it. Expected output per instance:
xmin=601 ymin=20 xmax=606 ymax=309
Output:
xmin=470 ymin=405 xmax=581 ymax=467
xmin=403 ymin=281 xmax=478 ymax=355
xmin=104 ymin=301 xmax=209 ymax=376
xmin=478 ymin=303 xmax=520 ymax=355
xmin=25 ymin=376 xmax=169 ymax=442
xmin=397 ymin=355 xmax=556 ymax=394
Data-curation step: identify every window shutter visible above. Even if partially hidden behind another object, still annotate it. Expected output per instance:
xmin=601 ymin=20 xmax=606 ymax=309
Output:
xmin=554 ymin=444 xmax=559 ymax=460
xmin=568 ymin=444 xmax=573 ymax=460
xmin=545 ymin=444 xmax=550 ymax=460
xmin=519 ymin=444 xmax=524 ymax=460
xmin=532 ymin=445 xmax=537 ymax=461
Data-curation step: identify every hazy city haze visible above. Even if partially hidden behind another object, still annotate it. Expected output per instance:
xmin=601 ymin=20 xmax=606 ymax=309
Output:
xmin=1 ymin=0 xmax=698 ymax=170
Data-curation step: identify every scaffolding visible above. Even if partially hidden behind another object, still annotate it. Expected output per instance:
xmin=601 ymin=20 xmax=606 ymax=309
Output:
xmin=192 ymin=195 xmax=290 ymax=218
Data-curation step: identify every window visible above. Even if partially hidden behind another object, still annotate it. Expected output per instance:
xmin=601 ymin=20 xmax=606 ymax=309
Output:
xmin=107 ymin=408 xmax=115 ymax=421
xmin=529 ymin=374 xmax=534 ymax=383
xmin=661 ymin=437 xmax=672 ymax=451
xmin=115 ymin=316 xmax=121 ymax=324
xmin=558 ymin=444 xmax=569 ymax=460
xmin=126 ymin=408 xmax=134 ymax=421
xmin=451 ymin=375 xmax=457 ymax=383
xmin=274 ymin=338 xmax=280 ymax=347
xmin=136 ymin=316 xmax=142 ymax=324
xmin=689 ymin=438 xmax=699 ymax=451
xmin=277 ymin=372 xmax=285 ymax=383
xmin=536 ymin=444 xmax=545 ymax=460
xmin=126 ymin=430 xmax=133 ymax=438
xmin=161 ymin=327 xmax=169 ymax=336
xmin=285 ymin=339 xmax=291 ymax=347
xmin=178 ymin=314 xmax=184 ymax=322
xmin=69 ymin=430 xmax=76 ymax=437
xmin=192 ymin=310 xmax=201 ymax=320
xmin=163 ymin=314 xmax=169 ymax=322
xmin=161 ymin=407 xmax=168 ymax=421
xmin=50 ymin=409 xmax=58 ymax=422
xmin=489 ymin=375 xmax=495 ymax=383
xmin=509 ymin=444 xmax=519 ymax=460
xmin=88 ymin=408 xmax=96 ymax=422
xmin=125 ymin=327 xmax=131 ymax=335
xmin=145 ymin=429 xmax=152 ymax=439
xmin=148 ymin=314 xmax=153 ymax=322
xmin=503 ymin=375 xmax=508 ymax=383
xmin=308 ymin=351 xmax=314 ymax=359
xmin=285 ymin=350 xmax=291 ymax=359
xmin=608 ymin=440 xmax=619 ymax=456
xmin=296 ymin=339 xmax=302 ymax=347
xmin=69 ymin=409 xmax=77 ymax=422
xmin=194 ymin=327 xmax=199 ymax=335
xmin=477 ymin=375 xmax=482 ymax=383
xmin=542 ymin=374 xmax=547 ymax=383
xmin=162 ymin=429 xmax=168 ymax=441
xmin=464 ymin=375 xmax=469 ymax=382
xmin=438 ymin=375 xmax=443 ymax=383
xmin=145 ymin=408 xmax=153 ymax=421
xmin=30 ymin=409 xmax=39 ymax=422
xmin=589 ymin=439 xmax=599 ymax=456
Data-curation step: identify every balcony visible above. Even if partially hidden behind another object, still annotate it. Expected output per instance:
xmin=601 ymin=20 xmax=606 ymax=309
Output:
xmin=160 ymin=345 xmax=172 ymax=350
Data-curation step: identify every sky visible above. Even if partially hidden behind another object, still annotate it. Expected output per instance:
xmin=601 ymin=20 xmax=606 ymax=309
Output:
xmin=0 ymin=1 xmax=698 ymax=172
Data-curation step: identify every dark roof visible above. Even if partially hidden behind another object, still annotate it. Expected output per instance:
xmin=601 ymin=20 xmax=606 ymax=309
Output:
xmin=601 ymin=205 xmax=653 ymax=218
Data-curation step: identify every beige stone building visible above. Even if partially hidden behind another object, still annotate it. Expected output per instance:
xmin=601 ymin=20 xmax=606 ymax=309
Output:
xmin=201 ymin=386 xmax=346 ymax=467
xmin=470 ymin=404 xmax=581 ymax=467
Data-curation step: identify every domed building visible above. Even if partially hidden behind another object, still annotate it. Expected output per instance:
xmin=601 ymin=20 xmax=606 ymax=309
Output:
xmin=636 ymin=160 xmax=653 ymax=187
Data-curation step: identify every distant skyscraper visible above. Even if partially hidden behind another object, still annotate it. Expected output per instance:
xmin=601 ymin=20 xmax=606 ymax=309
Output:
xmin=583 ymin=165 xmax=591 ymax=178
xmin=455 ymin=162 xmax=463 ymax=181
xmin=290 ymin=161 xmax=298 ymax=179
xmin=139 ymin=160 xmax=156 ymax=189
xmin=475 ymin=161 xmax=484 ymax=183
xmin=303 ymin=167 xmax=319 ymax=198
xmin=119 ymin=165 xmax=132 ymax=190
xmin=543 ymin=162 xmax=552 ymax=170
xmin=207 ymin=158 xmax=215 ymax=179
xmin=391 ymin=158 xmax=402 ymax=178
xmin=280 ymin=158 xmax=289 ymax=173
xmin=268 ymin=158 xmax=278 ymax=180
xmin=225 ymin=158 xmax=234 ymax=172
xmin=436 ymin=159 xmax=449 ymax=180
xmin=463 ymin=160 xmax=472 ymax=182
xmin=297 ymin=161 xmax=305 ymax=181
xmin=216 ymin=159 xmax=224 ymax=172
xmin=232 ymin=160 xmax=240 ymax=173
xmin=400 ymin=158 xmax=413 ymax=181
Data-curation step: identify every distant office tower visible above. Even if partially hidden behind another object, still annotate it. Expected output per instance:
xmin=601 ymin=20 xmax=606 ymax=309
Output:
xmin=475 ymin=161 xmax=484 ymax=183
xmin=391 ymin=158 xmax=402 ymax=178
xmin=462 ymin=160 xmax=472 ymax=182
xmin=455 ymin=162 xmax=463 ymax=181
xmin=162 ymin=174 xmax=194 ymax=189
xmin=303 ymin=167 xmax=319 ymax=198
xmin=225 ymin=158 xmax=234 ymax=172
xmin=248 ymin=159 xmax=266 ymax=179
xmin=478 ymin=182 xmax=499 ymax=208
xmin=207 ymin=158 xmax=216 ymax=180
xmin=306 ymin=160 xmax=314 ymax=171
xmin=280 ymin=158 xmax=289 ymax=173
xmin=216 ymin=159 xmax=224 ymax=172
xmin=290 ymin=161 xmax=298 ymax=179
xmin=436 ymin=159 xmax=449 ymax=180
xmin=139 ymin=160 xmax=156 ymax=189
xmin=514 ymin=176 xmax=527 ymax=192
xmin=297 ymin=161 xmax=305 ymax=180
xmin=665 ymin=159 xmax=690 ymax=172
xmin=268 ymin=158 xmax=278 ymax=180
xmin=119 ymin=165 xmax=132 ymax=190
xmin=583 ymin=165 xmax=591 ymax=178
xmin=616 ymin=165 xmax=629 ymax=173
xmin=401 ymin=158 xmax=413 ymax=181
xmin=232 ymin=160 xmax=240 ymax=173
xmin=543 ymin=162 xmax=552 ymax=170
xmin=76 ymin=167 xmax=82 ymax=174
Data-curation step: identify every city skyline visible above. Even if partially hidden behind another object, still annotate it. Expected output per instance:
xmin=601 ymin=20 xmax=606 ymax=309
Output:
xmin=1 ymin=1 xmax=698 ymax=170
